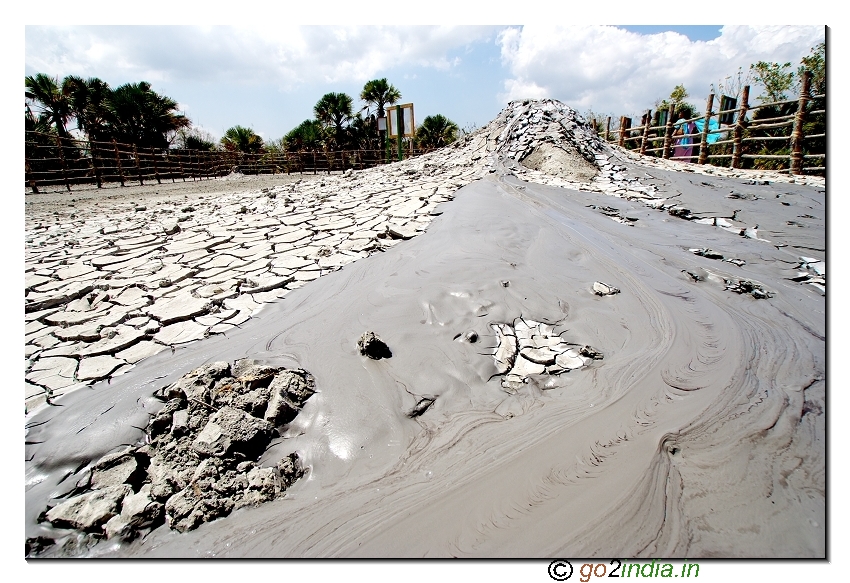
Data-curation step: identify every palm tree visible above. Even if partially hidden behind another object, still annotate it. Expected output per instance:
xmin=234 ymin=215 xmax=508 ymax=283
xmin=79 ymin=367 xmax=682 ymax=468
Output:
xmin=26 ymin=103 xmax=58 ymax=157
xmin=415 ymin=114 xmax=459 ymax=149
xmin=284 ymin=119 xmax=325 ymax=151
xmin=314 ymin=92 xmax=353 ymax=149
xmin=108 ymin=81 xmax=190 ymax=149
xmin=25 ymin=73 xmax=73 ymax=139
xmin=360 ymin=78 xmax=401 ymax=119
xmin=174 ymin=127 xmax=217 ymax=151
xmin=220 ymin=125 xmax=264 ymax=153
xmin=65 ymin=76 xmax=113 ymax=142
xmin=347 ymin=113 xmax=379 ymax=150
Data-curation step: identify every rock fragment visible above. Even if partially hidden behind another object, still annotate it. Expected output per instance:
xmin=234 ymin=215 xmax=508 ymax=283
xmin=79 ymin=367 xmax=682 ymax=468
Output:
xmin=104 ymin=485 xmax=163 ymax=540
xmin=725 ymin=279 xmax=773 ymax=299
xmin=358 ymin=331 xmax=393 ymax=359
xmin=264 ymin=369 xmax=316 ymax=425
xmin=408 ymin=397 xmax=435 ymax=418
xmin=45 ymin=485 xmax=132 ymax=531
xmin=192 ymin=406 xmax=275 ymax=458
xmin=592 ymin=281 xmax=620 ymax=296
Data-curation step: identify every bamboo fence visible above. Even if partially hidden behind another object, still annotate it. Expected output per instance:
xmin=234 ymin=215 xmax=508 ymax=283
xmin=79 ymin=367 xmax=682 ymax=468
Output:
xmin=595 ymin=70 xmax=825 ymax=175
xmin=24 ymin=136 xmax=436 ymax=193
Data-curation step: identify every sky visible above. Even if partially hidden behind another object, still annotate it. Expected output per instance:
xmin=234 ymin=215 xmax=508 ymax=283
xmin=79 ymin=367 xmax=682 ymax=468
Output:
xmin=24 ymin=22 xmax=825 ymax=143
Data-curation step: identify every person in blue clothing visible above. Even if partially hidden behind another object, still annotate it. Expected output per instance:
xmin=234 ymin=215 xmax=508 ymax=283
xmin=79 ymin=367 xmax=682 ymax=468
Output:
xmin=672 ymin=109 xmax=696 ymax=161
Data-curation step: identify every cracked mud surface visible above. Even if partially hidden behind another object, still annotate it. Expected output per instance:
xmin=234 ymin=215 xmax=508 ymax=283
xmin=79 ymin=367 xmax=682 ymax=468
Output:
xmin=25 ymin=99 xmax=824 ymax=558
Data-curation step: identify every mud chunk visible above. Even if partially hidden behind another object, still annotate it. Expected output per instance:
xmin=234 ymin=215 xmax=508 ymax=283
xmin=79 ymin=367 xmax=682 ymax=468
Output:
xmin=579 ymin=345 xmax=604 ymax=360
xmin=357 ymin=331 xmax=393 ymax=359
xmin=164 ymin=488 xmax=204 ymax=532
xmin=668 ymin=207 xmax=693 ymax=219
xmin=592 ymin=281 xmax=620 ymax=296
xmin=264 ymin=369 xmax=316 ymax=425
xmin=171 ymin=409 xmax=190 ymax=437
xmin=519 ymin=346 xmax=558 ymax=365
xmin=408 ymin=397 xmax=435 ymax=418
xmin=491 ymin=323 xmax=518 ymax=374
xmin=155 ymin=361 xmax=231 ymax=403
xmin=192 ymin=406 xmax=275 ymax=458
xmin=25 ymin=536 xmax=55 ymax=556
xmin=90 ymin=452 xmax=138 ymax=490
xmin=725 ymin=279 xmax=773 ymax=299
xmin=277 ymin=452 xmax=305 ymax=488
xmin=241 ymin=467 xmax=281 ymax=503
xmin=104 ymin=485 xmax=163 ymax=540
xmin=690 ymin=248 xmax=725 ymax=260
xmin=234 ymin=361 xmax=280 ymax=390
xmin=555 ymin=350 xmax=585 ymax=369
xmin=148 ymin=398 xmax=185 ymax=438
xmin=46 ymin=484 xmax=132 ymax=531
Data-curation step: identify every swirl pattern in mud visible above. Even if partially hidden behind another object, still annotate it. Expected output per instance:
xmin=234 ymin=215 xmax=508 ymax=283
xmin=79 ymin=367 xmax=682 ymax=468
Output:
xmin=25 ymin=101 xmax=824 ymax=558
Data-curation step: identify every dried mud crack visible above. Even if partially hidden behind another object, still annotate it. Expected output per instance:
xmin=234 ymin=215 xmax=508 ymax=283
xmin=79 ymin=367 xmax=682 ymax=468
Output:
xmin=25 ymin=98 xmax=824 ymax=559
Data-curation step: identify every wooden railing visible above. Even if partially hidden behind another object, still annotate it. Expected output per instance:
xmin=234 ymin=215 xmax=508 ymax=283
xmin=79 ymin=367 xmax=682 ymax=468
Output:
xmin=24 ymin=136 xmax=436 ymax=193
xmin=594 ymin=70 xmax=824 ymax=175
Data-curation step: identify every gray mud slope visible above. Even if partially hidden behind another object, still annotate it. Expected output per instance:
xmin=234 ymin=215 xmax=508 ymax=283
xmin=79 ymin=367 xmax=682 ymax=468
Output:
xmin=25 ymin=156 xmax=824 ymax=557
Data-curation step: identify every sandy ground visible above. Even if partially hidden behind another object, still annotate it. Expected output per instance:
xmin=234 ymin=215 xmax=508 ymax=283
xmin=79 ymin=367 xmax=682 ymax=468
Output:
xmin=24 ymin=101 xmax=825 ymax=559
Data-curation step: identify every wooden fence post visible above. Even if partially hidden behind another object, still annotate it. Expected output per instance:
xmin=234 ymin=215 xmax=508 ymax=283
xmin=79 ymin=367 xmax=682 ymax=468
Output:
xmin=731 ymin=85 xmax=750 ymax=169
xmin=698 ymin=93 xmax=715 ymax=165
xmin=662 ymin=104 xmax=676 ymax=159
xmin=605 ymin=117 xmax=611 ymax=142
xmin=790 ymin=70 xmax=812 ymax=175
xmin=640 ymin=109 xmax=651 ymax=155
xmin=151 ymin=146 xmax=162 ymax=184
xmin=112 ymin=139 xmax=125 ymax=187
xmin=133 ymin=145 xmax=144 ymax=186
xmin=55 ymin=135 xmax=72 ymax=192
xmin=177 ymin=151 xmax=186 ymax=181
xmin=89 ymin=140 xmax=103 ymax=188
xmin=617 ymin=116 xmax=626 ymax=147
xmin=25 ymin=159 xmax=39 ymax=194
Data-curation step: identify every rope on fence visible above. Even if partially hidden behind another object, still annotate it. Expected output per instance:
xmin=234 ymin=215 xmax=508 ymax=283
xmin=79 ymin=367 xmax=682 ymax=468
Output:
xmin=600 ymin=69 xmax=824 ymax=175
xmin=24 ymin=138 xmax=431 ymax=192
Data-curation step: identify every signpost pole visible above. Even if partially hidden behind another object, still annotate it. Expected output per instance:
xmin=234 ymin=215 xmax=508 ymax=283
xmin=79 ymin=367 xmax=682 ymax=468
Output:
xmin=397 ymin=106 xmax=404 ymax=161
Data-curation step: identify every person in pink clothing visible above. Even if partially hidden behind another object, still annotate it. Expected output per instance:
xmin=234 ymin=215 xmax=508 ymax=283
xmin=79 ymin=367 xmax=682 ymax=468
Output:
xmin=672 ymin=109 xmax=697 ymax=161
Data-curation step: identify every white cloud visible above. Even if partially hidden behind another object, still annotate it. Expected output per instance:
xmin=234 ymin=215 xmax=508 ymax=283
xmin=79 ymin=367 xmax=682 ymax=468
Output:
xmin=497 ymin=25 xmax=825 ymax=118
xmin=25 ymin=25 xmax=500 ymax=90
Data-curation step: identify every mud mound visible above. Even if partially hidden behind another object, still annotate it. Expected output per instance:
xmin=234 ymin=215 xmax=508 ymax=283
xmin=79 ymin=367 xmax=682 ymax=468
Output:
xmin=485 ymin=98 xmax=603 ymax=182
xmin=519 ymin=142 xmax=599 ymax=182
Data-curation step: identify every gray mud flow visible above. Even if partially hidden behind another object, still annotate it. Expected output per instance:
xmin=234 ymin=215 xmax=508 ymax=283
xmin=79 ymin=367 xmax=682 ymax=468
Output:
xmin=25 ymin=157 xmax=824 ymax=558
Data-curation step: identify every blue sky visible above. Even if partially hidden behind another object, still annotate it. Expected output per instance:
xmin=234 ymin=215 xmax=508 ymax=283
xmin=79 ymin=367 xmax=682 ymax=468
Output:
xmin=23 ymin=16 xmax=825 ymax=146
xmin=618 ymin=26 xmax=723 ymax=42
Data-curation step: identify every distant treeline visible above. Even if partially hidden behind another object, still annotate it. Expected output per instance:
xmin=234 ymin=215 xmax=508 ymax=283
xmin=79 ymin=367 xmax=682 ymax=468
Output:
xmin=25 ymin=74 xmax=461 ymax=158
